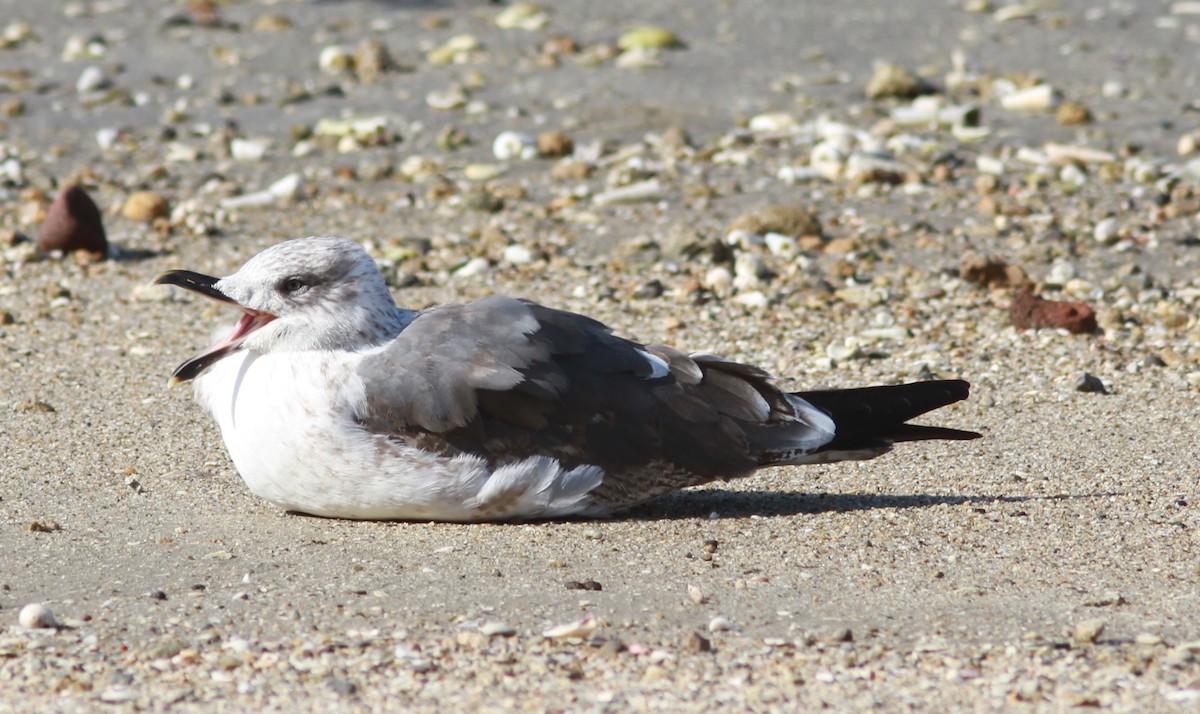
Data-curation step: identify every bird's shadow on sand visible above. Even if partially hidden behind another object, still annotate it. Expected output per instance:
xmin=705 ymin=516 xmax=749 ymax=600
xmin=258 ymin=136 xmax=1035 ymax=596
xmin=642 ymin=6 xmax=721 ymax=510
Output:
xmin=615 ymin=490 xmax=1106 ymax=521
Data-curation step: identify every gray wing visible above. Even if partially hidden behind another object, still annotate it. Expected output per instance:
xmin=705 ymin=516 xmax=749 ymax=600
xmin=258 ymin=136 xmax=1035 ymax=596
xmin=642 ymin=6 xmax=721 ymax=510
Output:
xmin=354 ymin=295 xmax=834 ymax=484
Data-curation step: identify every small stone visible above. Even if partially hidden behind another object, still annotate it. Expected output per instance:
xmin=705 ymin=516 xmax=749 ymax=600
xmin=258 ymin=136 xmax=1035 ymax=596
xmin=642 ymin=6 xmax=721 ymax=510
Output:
xmin=1009 ymin=289 xmax=1097 ymax=333
xmin=1 ymin=98 xmax=24 ymax=117
xmin=1056 ymin=100 xmax=1092 ymax=126
xmin=18 ymin=603 xmax=57 ymax=629
xmin=728 ymin=204 xmax=821 ymax=239
xmin=1178 ymin=132 xmax=1200 ymax=156
xmin=37 ymin=185 xmax=107 ymax=256
xmin=960 ymin=253 xmax=1028 ymax=288
xmin=353 ymin=38 xmax=393 ymax=83
xmin=251 ymin=13 xmax=292 ymax=32
xmin=551 ymin=160 xmax=592 ymax=181
xmin=687 ymin=584 xmax=706 ymax=605
xmin=617 ymin=26 xmax=684 ymax=51
xmin=122 ymin=191 xmax=169 ymax=222
xmin=708 ymin=616 xmax=734 ymax=632
xmin=703 ymin=266 xmax=733 ymax=292
xmin=537 ymin=130 xmax=574 ymax=158
xmin=1135 ymin=632 xmax=1164 ymax=647
xmin=565 ymin=579 xmax=603 ymax=591
xmin=13 ymin=398 xmax=55 ymax=414
xmin=464 ymin=186 xmax=503 ymax=213
xmin=327 ymin=677 xmax=358 ymax=696
xmin=1075 ymin=372 xmax=1108 ymax=394
xmin=1073 ymin=617 xmax=1106 ymax=644
xmin=684 ymin=632 xmax=712 ymax=653
xmin=865 ymin=61 xmax=924 ymax=100
xmin=1093 ymin=218 xmax=1120 ymax=245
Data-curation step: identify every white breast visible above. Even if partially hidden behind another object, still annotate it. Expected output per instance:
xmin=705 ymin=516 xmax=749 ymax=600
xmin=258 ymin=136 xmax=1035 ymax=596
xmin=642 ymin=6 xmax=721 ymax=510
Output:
xmin=191 ymin=350 xmax=604 ymax=521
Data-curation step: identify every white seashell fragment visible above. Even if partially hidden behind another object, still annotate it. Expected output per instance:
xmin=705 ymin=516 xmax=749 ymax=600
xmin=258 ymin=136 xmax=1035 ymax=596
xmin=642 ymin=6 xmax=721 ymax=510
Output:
xmin=318 ymin=45 xmax=355 ymax=75
xmin=18 ymin=603 xmax=57 ymax=629
xmin=542 ymin=616 xmax=597 ymax=640
xmin=76 ymin=65 xmax=110 ymax=93
xmin=479 ymin=621 xmax=517 ymax=637
xmin=230 ymin=138 xmax=269 ymax=162
xmin=999 ymin=84 xmax=1059 ymax=112
xmin=592 ymin=179 xmax=664 ymax=206
xmin=492 ymin=131 xmax=538 ymax=161
xmin=501 ymin=244 xmax=534 ymax=264
xmin=1044 ymin=143 xmax=1116 ymax=165
xmin=748 ymin=112 xmax=797 ymax=133
xmin=1093 ymin=217 xmax=1120 ymax=245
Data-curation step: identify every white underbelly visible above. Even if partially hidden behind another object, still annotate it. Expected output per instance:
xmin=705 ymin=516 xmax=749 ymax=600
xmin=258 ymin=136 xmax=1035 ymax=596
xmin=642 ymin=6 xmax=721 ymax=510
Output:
xmin=191 ymin=350 xmax=603 ymax=521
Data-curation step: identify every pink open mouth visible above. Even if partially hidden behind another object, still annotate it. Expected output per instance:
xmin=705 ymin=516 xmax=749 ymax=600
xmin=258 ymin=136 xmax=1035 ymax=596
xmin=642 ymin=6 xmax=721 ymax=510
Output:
xmin=169 ymin=308 xmax=277 ymax=384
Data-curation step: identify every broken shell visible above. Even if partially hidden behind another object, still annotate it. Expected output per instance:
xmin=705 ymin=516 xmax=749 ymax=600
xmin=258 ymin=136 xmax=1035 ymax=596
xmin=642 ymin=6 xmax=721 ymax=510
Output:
xmin=18 ymin=603 xmax=57 ymax=629
xmin=318 ymin=45 xmax=355 ymax=75
xmin=495 ymin=3 xmax=548 ymax=31
xmin=999 ymin=83 xmax=1059 ymax=112
xmin=543 ymin=616 xmax=598 ymax=639
xmin=492 ymin=131 xmax=538 ymax=161
xmin=617 ymin=26 xmax=683 ymax=51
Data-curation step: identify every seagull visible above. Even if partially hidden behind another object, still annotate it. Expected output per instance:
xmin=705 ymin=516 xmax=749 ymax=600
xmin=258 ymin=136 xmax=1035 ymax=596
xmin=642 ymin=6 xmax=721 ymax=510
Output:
xmin=154 ymin=236 xmax=980 ymax=521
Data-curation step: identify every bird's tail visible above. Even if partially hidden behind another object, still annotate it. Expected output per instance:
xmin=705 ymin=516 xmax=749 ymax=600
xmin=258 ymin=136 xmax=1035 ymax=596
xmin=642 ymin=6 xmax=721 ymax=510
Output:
xmin=772 ymin=379 xmax=980 ymax=464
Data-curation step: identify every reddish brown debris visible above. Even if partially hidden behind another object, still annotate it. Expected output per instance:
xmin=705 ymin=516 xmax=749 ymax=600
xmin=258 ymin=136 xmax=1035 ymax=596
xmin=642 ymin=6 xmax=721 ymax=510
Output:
xmin=1010 ymin=289 xmax=1097 ymax=334
xmin=36 ymin=185 xmax=107 ymax=257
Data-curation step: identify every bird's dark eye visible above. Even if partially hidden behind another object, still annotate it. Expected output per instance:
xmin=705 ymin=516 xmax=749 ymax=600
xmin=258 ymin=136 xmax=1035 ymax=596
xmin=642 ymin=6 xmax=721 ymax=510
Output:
xmin=281 ymin=276 xmax=308 ymax=294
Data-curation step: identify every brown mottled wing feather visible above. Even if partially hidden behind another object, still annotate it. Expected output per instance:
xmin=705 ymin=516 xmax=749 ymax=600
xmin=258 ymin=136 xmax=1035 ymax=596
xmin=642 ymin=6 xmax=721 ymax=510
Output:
xmin=354 ymin=296 xmax=834 ymax=488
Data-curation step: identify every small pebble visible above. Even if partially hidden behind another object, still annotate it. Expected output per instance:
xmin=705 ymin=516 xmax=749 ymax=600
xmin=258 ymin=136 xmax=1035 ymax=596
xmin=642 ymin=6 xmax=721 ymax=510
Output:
xmin=617 ymin=26 xmax=683 ymax=51
xmin=1093 ymin=217 xmax=1120 ymax=245
xmin=122 ymin=191 xmax=169 ymax=222
xmin=18 ymin=603 xmax=57 ymax=629
xmin=536 ymin=130 xmax=574 ymax=158
xmin=1073 ymin=617 xmax=1106 ymax=644
xmin=1074 ymin=372 xmax=1108 ymax=395
xmin=865 ymin=60 xmax=924 ymax=99
xmin=37 ymin=185 xmax=107 ymax=256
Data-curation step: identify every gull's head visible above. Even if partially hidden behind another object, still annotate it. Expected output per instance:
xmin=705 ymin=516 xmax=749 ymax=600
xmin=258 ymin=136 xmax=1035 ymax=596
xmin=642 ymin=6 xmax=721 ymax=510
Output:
xmin=155 ymin=236 xmax=403 ymax=383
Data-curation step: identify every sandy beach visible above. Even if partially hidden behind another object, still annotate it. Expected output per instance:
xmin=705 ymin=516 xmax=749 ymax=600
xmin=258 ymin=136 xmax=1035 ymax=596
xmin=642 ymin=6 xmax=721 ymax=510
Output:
xmin=2 ymin=0 xmax=1199 ymax=710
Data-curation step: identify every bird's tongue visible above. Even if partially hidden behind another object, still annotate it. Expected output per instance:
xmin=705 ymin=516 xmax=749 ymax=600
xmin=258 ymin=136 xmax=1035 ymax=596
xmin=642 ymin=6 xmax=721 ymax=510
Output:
xmin=224 ymin=310 xmax=269 ymax=345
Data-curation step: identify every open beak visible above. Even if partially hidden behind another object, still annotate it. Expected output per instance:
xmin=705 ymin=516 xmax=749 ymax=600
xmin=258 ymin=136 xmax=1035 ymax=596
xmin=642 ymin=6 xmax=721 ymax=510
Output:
xmin=154 ymin=270 xmax=276 ymax=385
